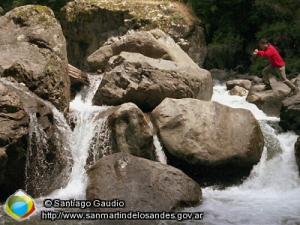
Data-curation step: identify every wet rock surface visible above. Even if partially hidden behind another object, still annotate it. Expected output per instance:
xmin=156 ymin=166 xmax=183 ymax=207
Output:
xmin=0 ymin=80 xmax=70 ymax=199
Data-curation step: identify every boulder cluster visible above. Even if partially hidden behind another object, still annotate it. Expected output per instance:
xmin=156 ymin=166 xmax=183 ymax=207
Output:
xmin=0 ymin=1 xmax=268 ymax=211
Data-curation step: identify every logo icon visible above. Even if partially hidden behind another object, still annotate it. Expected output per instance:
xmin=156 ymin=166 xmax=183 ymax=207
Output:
xmin=4 ymin=190 xmax=36 ymax=221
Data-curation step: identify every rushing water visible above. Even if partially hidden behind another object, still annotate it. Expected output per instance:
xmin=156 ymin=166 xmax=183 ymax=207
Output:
xmin=184 ymin=84 xmax=300 ymax=225
xmin=1 ymin=78 xmax=299 ymax=225
xmin=49 ymin=74 xmax=110 ymax=200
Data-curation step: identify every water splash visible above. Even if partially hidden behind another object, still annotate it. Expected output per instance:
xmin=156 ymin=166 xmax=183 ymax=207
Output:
xmin=49 ymin=74 xmax=111 ymax=199
xmin=186 ymin=84 xmax=300 ymax=225
xmin=212 ymin=85 xmax=279 ymax=122
xmin=153 ymin=135 xmax=167 ymax=164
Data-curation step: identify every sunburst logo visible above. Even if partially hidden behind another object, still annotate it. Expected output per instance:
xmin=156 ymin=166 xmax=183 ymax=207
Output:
xmin=4 ymin=190 xmax=36 ymax=221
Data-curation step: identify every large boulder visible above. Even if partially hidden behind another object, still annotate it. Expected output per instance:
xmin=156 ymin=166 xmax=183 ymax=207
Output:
xmin=0 ymin=5 xmax=70 ymax=111
xmin=296 ymin=138 xmax=300 ymax=175
xmin=86 ymin=153 xmax=201 ymax=212
xmin=280 ymin=93 xmax=300 ymax=134
xmin=60 ymin=0 xmax=206 ymax=68
xmin=0 ymin=80 xmax=70 ymax=200
xmin=93 ymin=53 xmax=212 ymax=111
xmin=151 ymin=98 xmax=264 ymax=184
xmin=107 ymin=103 xmax=156 ymax=160
xmin=0 ymin=82 xmax=29 ymax=201
xmin=91 ymin=30 xmax=212 ymax=111
xmin=87 ymin=30 xmax=170 ymax=72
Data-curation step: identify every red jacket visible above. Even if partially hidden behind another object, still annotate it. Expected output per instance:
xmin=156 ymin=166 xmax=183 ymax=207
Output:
xmin=257 ymin=44 xmax=285 ymax=67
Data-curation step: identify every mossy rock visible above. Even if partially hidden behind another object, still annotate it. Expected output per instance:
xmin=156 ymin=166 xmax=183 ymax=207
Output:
xmin=60 ymin=0 xmax=206 ymax=68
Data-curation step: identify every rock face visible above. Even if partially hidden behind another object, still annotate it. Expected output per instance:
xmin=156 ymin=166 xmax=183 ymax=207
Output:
xmin=108 ymin=103 xmax=155 ymax=160
xmin=0 ymin=80 xmax=70 ymax=200
xmin=0 ymin=5 xmax=70 ymax=111
xmin=91 ymin=30 xmax=212 ymax=111
xmin=296 ymin=138 xmax=300 ymax=174
xmin=247 ymin=77 xmax=290 ymax=117
xmin=151 ymin=98 xmax=264 ymax=184
xmin=86 ymin=153 xmax=201 ymax=211
xmin=280 ymin=93 xmax=300 ymax=134
xmin=0 ymin=82 xmax=29 ymax=201
xmin=60 ymin=0 xmax=206 ymax=68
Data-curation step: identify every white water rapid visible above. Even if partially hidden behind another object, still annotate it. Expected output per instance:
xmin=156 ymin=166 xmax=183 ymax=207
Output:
xmin=49 ymin=74 xmax=111 ymax=200
xmin=184 ymin=84 xmax=300 ymax=225
xmin=1 ymin=78 xmax=299 ymax=225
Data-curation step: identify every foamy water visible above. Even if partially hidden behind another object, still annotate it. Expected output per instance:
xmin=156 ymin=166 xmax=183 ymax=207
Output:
xmin=185 ymin=84 xmax=300 ymax=225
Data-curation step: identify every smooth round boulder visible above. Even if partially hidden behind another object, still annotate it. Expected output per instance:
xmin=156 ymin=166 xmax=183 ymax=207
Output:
xmin=86 ymin=152 xmax=201 ymax=212
xmin=151 ymin=98 xmax=264 ymax=184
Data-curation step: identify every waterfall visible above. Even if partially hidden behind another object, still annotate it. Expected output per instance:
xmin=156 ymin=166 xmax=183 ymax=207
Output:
xmin=153 ymin=135 xmax=167 ymax=164
xmin=49 ymin=74 xmax=111 ymax=199
xmin=185 ymin=84 xmax=300 ymax=225
xmin=0 ymin=79 xmax=73 ymax=196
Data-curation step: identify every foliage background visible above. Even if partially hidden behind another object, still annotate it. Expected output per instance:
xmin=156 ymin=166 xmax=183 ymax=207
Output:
xmin=188 ymin=0 xmax=300 ymax=76
xmin=1 ymin=0 xmax=300 ymax=76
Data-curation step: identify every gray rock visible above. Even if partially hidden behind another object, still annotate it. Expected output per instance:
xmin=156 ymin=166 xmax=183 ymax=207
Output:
xmin=0 ymin=80 xmax=70 ymax=200
xmin=86 ymin=152 xmax=201 ymax=212
xmin=151 ymin=98 xmax=264 ymax=184
xmin=229 ymin=86 xmax=249 ymax=97
xmin=108 ymin=103 xmax=155 ymax=160
xmin=60 ymin=0 xmax=207 ymax=68
xmin=87 ymin=30 xmax=171 ymax=72
xmin=247 ymin=77 xmax=290 ymax=117
xmin=0 ymin=5 xmax=70 ymax=111
xmin=94 ymin=53 xmax=212 ymax=111
xmin=91 ymin=30 xmax=212 ymax=111
xmin=226 ymin=79 xmax=252 ymax=90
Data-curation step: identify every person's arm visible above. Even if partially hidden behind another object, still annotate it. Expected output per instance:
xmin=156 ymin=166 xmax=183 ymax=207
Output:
xmin=256 ymin=50 xmax=267 ymax=57
xmin=256 ymin=47 xmax=273 ymax=57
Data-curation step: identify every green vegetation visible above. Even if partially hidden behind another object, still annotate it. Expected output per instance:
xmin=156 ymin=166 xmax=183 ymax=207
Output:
xmin=188 ymin=0 xmax=300 ymax=76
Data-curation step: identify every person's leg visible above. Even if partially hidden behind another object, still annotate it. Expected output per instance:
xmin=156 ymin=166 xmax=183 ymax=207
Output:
xmin=278 ymin=66 xmax=298 ymax=93
xmin=262 ymin=65 xmax=273 ymax=88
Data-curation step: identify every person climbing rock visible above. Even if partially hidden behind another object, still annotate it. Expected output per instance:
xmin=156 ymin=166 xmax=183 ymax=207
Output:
xmin=253 ymin=38 xmax=299 ymax=96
